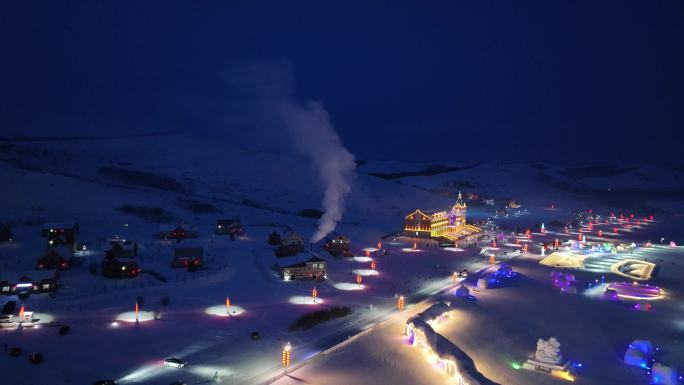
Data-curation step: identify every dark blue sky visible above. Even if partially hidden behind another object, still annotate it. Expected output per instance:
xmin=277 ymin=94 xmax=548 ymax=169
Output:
xmin=1 ymin=1 xmax=682 ymax=163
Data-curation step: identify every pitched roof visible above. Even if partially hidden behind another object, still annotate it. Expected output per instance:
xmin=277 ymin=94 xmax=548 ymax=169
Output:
xmin=453 ymin=192 xmax=466 ymax=209
xmin=43 ymin=222 xmax=78 ymax=230
xmin=41 ymin=246 xmax=74 ymax=259
xmin=174 ymin=247 xmax=203 ymax=258
xmin=217 ymin=219 xmax=241 ymax=226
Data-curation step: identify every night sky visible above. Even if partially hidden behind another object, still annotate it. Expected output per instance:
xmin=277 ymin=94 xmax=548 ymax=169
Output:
xmin=1 ymin=1 xmax=682 ymax=163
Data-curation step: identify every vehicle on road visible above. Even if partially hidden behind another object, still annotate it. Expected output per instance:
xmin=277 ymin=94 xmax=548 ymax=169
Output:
xmin=163 ymin=358 xmax=186 ymax=368
xmin=28 ymin=353 xmax=43 ymax=364
xmin=93 ymin=380 xmax=117 ymax=385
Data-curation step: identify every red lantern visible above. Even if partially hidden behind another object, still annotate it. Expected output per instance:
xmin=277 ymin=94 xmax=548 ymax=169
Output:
xmin=371 ymin=260 xmax=377 ymax=270
xmin=356 ymin=274 xmax=362 ymax=285
xmin=312 ymin=287 xmax=318 ymax=298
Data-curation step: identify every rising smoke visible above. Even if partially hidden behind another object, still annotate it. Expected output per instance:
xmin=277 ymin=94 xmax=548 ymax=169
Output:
xmin=223 ymin=61 xmax=356 ymax=243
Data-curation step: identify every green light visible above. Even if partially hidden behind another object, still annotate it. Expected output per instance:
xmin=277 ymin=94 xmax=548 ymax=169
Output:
xmin=511 ymin=362 xmax=522 ymax=370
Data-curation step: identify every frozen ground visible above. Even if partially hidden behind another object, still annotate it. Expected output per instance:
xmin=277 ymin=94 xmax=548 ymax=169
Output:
xmin=0 ymin=134 xmax=683 ymax=384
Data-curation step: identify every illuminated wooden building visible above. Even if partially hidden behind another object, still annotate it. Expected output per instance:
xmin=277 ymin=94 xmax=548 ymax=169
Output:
xmin=404 ymin=193 xmax=468 ymax=239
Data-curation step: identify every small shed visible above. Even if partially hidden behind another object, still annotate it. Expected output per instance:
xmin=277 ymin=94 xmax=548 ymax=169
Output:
xmin=37 ymin=247 xmax=74 ymax=270
xmin=172 ymin=247 xmax=203 ymax=268
xmin=276 ymin=232 xmax=305 ymax=257
xmin=106 ymin=239 xmax=138 ymax=258
xmin=216 ymin=219 xmax=242 ymax=235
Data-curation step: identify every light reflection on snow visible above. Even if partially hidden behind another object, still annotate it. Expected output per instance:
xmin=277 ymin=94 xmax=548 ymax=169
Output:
xmin=442 ymin=247 xmax=464 ymax=252
xmin=289 ymin=296 xmax=323 ymax=305
xmin=205 ymin=305 xmax=246 ymax=317
xmin=352 ymin=256 xmax=373 ymax=262
xmin=333 ymin=283 xmax=364 ymax=290
xmin=352 ymin=269 xmax=379 ymax=276
xmin=401 ymin=248 xmax=421 ymax=252
xmin=116 ymin=310 xmax=156 ymax=323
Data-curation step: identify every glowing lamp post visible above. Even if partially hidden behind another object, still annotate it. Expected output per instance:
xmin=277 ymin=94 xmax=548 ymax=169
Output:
xmin=312 ymin=287 xmax=318 ymax=298
xmin=282 ymin=342 xmax=292 ymax=370
xmin=226 ymin=297 xmax=231 ymax=314
xmin=356 ymin=274 xmax=362 ymax=286
xmin=452 ymin=272 xmax=458 ymax=284
xmin=522 ymin=244 xmax=528 ymax=252
xmin=397 ymin=296 xmax=405 ymax=311
xmin=135 ymin=301 xmax=139 ymax=323
xmin=377 ymin=241 xmax=382 ymax=250
xmin=365 ymin=249 xmax=371 ymax=257
xmin=526 ymin=229 xmax=531 ymax=239
xmin=19 ymin=304 xmax=25 ymax=323
xmin=491 ymin=240 xmax=497 ymax=248
xmin=412 ymin=242 xmax=417 ymax=251
xmin=613 ymin=227 xmax=618 ymax=234
xmin=371 ymin=260 xmax=376 ymax=270
xmin=489 ymin=255 xmax=495 ymax=264
xmin=598 ymin=230 xmax=603 ymax=237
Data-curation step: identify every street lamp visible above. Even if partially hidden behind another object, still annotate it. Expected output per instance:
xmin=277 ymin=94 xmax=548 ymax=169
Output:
xmin=397 ymin=296 xmax=404 ymax=311
xmin=226 ymin=296 xmax=231 ymax=315
xmin=282 ymin=342 xmax=292 ymax=371
xmin=356 ymin=274 xmax=362 ymax=286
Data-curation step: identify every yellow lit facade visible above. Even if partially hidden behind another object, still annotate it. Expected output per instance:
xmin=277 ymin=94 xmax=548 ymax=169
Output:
xmin=404 ymin=193 xmax=468 ymax=238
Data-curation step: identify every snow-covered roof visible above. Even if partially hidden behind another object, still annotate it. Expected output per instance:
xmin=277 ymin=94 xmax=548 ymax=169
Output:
xmin=174 ymin=247 xmax=203 ymax=258
xmin=42 ymin=222 xmax=78 ymax=230
xmin=41 ymin=246 xmax=74 ymax=259
xmin=0 ymin=270 xmax=58 ymax=282
xmin=108 ymin=239 xmax=136 ymax=251
xmin=408 ymin=302 xmax=451 ymax=324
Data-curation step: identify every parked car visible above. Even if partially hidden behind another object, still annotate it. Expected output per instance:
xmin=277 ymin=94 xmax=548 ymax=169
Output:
xmin=93 ymin=380 xmax=117 ymax=385
xmin=28 ymin=353 xmax=43 ymax=364
xmin=163 ymin=358 xmax=186 ymax=368
xmin=251 ymin=331 xmax=260 ymax=340
xmin=9 ymin=347 xmax=21 ymax=357
xmin=58 ymin=325 xmax=70 ymax=335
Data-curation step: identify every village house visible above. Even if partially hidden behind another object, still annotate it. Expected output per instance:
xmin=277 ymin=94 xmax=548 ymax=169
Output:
xmin=172 ymin=247 xmax=203 ymax=268
xmin=0 ymin=270 xmax=60 ymax=295
xmin=36 ymin=246 xmax=74 ymax=270
xmin=102 ymin=257 xmax=140 ymax=278
xmin=404 ymin=192 xmax=479 ymax=240
xmin=42 ymin=222 xmax=79 ymax=251
xmin=275 ymin=232 xmax=305 ymax=257
xmin=324 ymin=235 xmax=352 ymax=257
xmin=159 ymin=224 xmax=198 ymax=240
xmin=0 ymin=223 xmax=12 ymax=242
xmin=105 ymin=238 xmax=138 ymax=258
xmin=216 ymin=218 xmax=243 ymax=235
xmin=281 ymin=256 xmax=327 ymax=281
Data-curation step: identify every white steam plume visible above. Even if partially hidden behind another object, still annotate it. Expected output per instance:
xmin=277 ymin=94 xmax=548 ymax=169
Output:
xmin=223 ymin=62 xmax=356 ymax=243
xmin=279 ymin=101 xmax=356 ymax=242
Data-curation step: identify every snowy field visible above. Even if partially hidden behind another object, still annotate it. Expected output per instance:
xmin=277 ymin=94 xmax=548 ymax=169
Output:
xmin=0 ymin=134 xmax=683 ymax=384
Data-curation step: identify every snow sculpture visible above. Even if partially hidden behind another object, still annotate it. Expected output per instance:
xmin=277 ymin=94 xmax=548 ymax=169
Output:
xmin=651 ymin=363 xmax=678 ymax=385
xmin=535 ymin=337 xmax=562 ymax=364
xmin=523 ymin=337 xmax=571 ymax=376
